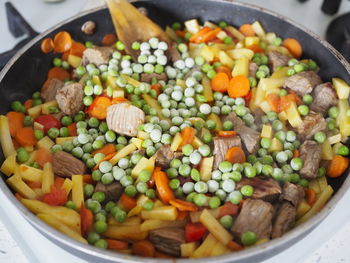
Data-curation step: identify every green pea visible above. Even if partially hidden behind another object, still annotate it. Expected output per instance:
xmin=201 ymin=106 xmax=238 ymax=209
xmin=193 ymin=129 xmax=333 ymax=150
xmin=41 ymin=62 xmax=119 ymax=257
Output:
xmin=11 ymin=101 xmax=25 ymax=112
xmin=145 ymin=189 xmax=156 ymax=199
xmin=33 ymin=98 xmax=42 ymax=106
xmin=318 ymin=167 xmax=326 ymax=177
xmin=208 ymin=196 xmax=221 ymax=209
xmin=34 ymin=130 xmax=44 ymax=140
xmin=220 ymin=215 xmax=233 ymax=228
xmin=328 ymin=106 xmax=339 ymax=118
xmin=314 ymin=131 xmax=326 ymax=144
xmin=337 ymin=145 xmax=350 ymax=156
xmin=240 ymin=185 xmax=254 ymax=196
xmin=139 ymin=170 xmax=151 ymax=182
xmin=190 ymin=168 xmax=200 ymax=182
xmin=299 ymin=178 xmax=309 ymax=188
xmin=92 ymin=192 xmax=105 ymax=203
xmin=298 ymin=105 xmax=309 ymax=116
xmin=223 ymin=120 xmax=233 ymax=131
xmin=202 ymin=133 xmax=212 ymax=144
xmin=94 ymin=221 xmax=108 ymax=234
xmin=182 ymin=144 xmax=194 ymax=156
xmin=84 ymin=184 xmax=94 ymax=197
xmin=302 ymin=94 xmax=313 ymax=105
xmin=61 ymin=116 xmax=72 ymax=126
xmin=260 ymin=138 xmax=272 ymax=149
xmin=87 ymin=232 xmax=100 ymax=244
xmin=169 ymin=179 xmax=180 ymax=190
xmin=92 ymin=170 xmax=102 ymax=181
xmin=32 ymin=91 xmax=41 ymax=99
xmin=244 ymin=165 xmax=257 ymax=178
xmin=48 ymin=128 xmax=59 ymax=139
xmin=94 ymin=239 xmax=108 ymax=249
xmin=241 ymin=231 xmax=257 ymax=246
xmin=143 ymin=201 xmax=154 ymax=211
xmin=16 ymin=148 xmax=29 ymax=163
xmin=193 ymin=193 xmax=208 ymax=206
xmin=59 ymin=127 xmax=69 ymax=137
xmin=65 ymin=200 xmax=76 ymax=210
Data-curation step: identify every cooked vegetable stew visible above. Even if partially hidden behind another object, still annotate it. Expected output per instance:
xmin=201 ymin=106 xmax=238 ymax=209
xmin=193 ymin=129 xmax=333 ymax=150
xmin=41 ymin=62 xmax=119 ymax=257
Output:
xmin=1 ymin=7 xmax=350 ymax=259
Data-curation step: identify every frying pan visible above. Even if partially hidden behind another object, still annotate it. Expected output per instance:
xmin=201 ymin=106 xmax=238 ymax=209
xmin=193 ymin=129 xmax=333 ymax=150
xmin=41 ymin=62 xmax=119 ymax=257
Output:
xmin=0 ymin=0 xmax=350 ymax=262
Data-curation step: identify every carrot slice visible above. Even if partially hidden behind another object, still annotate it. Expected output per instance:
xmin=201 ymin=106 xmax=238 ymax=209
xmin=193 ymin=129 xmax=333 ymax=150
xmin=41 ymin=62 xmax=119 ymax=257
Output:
xmin=67 ymin=123 xmax=77 ymax=136
xmin=69 ymin=42 xmax=86 ymax=57
xmin=47 ymin=67 xmax=70 ymax=81
xmin=24 ymin=99 xmax=33 ymax=110
xmin=211 ymin=72 xmax=230 ymax=92
xmin=178 ymin=127 xmax=195 ymax=149
xmin=218 ymin=202 xmax=239 ymax=218
xmin=54 ymin=177 xmax=65 ymax=189
xmin=177 ymin=210 xmax=189 ymax=220
xmin=283 ymin=38 xmax=302 ymax=58
xmin=305 ymin=188 xmax=316 ymax=206
xmin=15 ymin=127 xmax=36 ymax=146
xmin=61 ymin=51 xmax=70 ymax=61
xmin=228 ymin=75 xmax=250 ymax=98
xmin=246 ymin=44 xmax=264 ymax=53
xmin=93 ymin=153 xmax=115 ymax=170
xmin=293 ymin=149 xmax=300 ymax=158
xmin=41 ymin=38 xmax=54 ymax=53
xmin=169 ymin=199 xmax=198 ymax=212
xmin=83 ymin=174 xmax=94 ymax=184
xmin=87 ymin=96 xmax=112 ymax=120
xmin=175 ymin=30 xmax=186 ymax=38
xmin=154 ymin=170 xmax=175 ymax=204
xmin=239 ymin=24 xmax=255 ymax=36
xmin=151 ymin=83 xmax=162 ymax=96
xmin=266 ymin=93 xmax=281 ymax=112
xmin=119 ymin=193 xmax=137 ymax=211
xmin=106 ymin=239 xmax=129 ymax=250
xmin=80 ymin=203 xmax=93 ymax=236
xmin=216 ymin=66 xmax=232 ymax=78
xmin=132 ymin=240 xmax=155 ymax=257
xmin=227 ymin=240 xmax=243 ymax=251
xmin=189 ymin=27 xmax=212 ymax=43
xmin=225 ymin=147 xmax=246 ymax=163
xmin=6 ymin=111 xmax=25 ymax=137
xmin=53 ymin=31 xmax=73 ymax=53
xmin=218 ymin=130 xmax=237 ymax=137
xmin=92 ymin=144 xmax=116 ymax=156
xmin=102 ymin=34 xmax=117 ymax=46
xmin=200 ymin=27 xmax=222 ymax=43
xmin=111 ymin=97 xmax=129 ymax=104
xmin=327 ymin=155 xmax=349 ymax=178
xmin=35 ymin=148 xmax=52 ymax=167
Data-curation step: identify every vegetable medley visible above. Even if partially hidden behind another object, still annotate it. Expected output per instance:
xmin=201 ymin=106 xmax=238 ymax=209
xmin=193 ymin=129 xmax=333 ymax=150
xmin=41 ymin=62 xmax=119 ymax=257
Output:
xmin=1 ymin=12 xmax=350 ymax=259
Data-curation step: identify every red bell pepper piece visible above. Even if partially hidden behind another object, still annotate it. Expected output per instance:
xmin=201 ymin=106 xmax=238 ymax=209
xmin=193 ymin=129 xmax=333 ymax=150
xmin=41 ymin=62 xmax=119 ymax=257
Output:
xmin=80 ymin=203 xmax=93 ymax=236
xmin=35 ymin=114 xmax=61 ymax=133
xmin=185 ymin=222 xmax=207 ymax=242
xmin=42 ymin=185 xmax=67 ymax=206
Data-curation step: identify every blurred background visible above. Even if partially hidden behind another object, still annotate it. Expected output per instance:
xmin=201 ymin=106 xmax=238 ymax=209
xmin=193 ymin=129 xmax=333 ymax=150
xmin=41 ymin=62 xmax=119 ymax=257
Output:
xmin=0 ymin=0 xmax=350 ymax=262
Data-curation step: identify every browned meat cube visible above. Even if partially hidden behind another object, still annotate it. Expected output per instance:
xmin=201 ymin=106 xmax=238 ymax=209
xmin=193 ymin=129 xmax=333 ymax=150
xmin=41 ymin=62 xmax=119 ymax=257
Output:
xmin=94 ymin=182 xmax=123 ymax=203
xmin=41 ymin=78 xmax=64 ymax=102
xmin=297 ymin=112 xmax=326 ymax=140
xmin=271 ymin=202 xmax=297 ymax=238
xmin=106 ymin=103 xmax=145 ymax=137
xmin=55 ymin=83 xmax=84 ymax=115
xmin=281 ymin=182 xmax=305 ymax=206
xmin=299 ymin=140 xmax=321 ymax=179
xmin=155 ymin=144 xmax=183 ymax=168
xmin=284 ymin=71 xmax=322 ymax=96
xmin=82 ymin=46 xmax=113 ymax=66
xmin=166 ymin=42 xmax=181 ymax=62
xmin=310 ymin=82 xmax=338 ymax=115
xmin=52 ymin=151 xmax=87 ymax=178
xmin=267 ymin=51 xmax=291 ymax=71
xmin=237 ymin=177 xmax=282 ymax=202
xmin=249 ymin=62 xmax=258 ymax=78
xmin=224 ymin=112 xmax=260 ymax=154
xmin=140 ymin=73 xmax=168 ymax=83
xmin=213 ymin=136 xmax=242 ymax=169
xmin=231 ymin=199 xmax=274 ymax=240
xmin=149 ymin=227 xmax=185 ymax=256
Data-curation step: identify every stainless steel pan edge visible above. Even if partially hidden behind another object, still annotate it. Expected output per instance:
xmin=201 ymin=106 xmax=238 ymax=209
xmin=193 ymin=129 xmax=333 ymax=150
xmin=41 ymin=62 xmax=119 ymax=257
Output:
xmin=0 ymin=1 xmax=349 ymax=262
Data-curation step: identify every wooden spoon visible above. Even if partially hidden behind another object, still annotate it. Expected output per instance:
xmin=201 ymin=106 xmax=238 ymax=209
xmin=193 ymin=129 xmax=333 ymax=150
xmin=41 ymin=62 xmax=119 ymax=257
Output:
xmin=106 ymin=0 xmax=171 ymax=60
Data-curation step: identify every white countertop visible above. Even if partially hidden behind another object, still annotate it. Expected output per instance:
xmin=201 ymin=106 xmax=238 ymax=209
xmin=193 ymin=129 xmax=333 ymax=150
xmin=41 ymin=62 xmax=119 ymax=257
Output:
xmin=1 ymin=0 xmax=350 ymax=263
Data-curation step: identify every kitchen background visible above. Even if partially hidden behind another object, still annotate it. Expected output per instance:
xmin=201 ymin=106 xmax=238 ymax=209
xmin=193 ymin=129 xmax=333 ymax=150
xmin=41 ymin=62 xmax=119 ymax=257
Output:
xmin=0 ymin=0 xmax=350 ymax=262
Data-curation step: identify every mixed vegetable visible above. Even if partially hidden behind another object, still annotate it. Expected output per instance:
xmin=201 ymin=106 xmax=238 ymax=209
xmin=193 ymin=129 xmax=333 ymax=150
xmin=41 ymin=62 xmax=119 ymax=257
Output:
xmin=1 ymin=7 xmax=350 ymax=259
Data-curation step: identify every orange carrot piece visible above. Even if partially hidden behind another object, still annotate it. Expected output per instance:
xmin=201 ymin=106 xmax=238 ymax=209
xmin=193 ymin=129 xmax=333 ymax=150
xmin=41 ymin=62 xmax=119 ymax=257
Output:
xmin=93 ymin=153 xmax=115 ymax=170
xmin=154 ymin=170 xmax=175 ymax=204
xmin=120 ymin=193 xmax=137 ymax=211
xmin=111 ymin=97 xmax=129 ymax=104
xmin=35 ymin=148 xmax=53 ymax=167
xmin=228 ymin=75 xmax=250 ymax=98
xmin=306 ymin=188 xmax=317 ymax=206
xmin=283 ymin=38 xmax=303 ymax=58
xmin=83 ymin=174 xmax=94 ymax=184
xmin=6 ymin=111 xmax=25 ymax=137
xmin=41 ymin=37 xmax=54 ymax=53
xmin=15 ymin=193 xmax=23 ymax=201
xmin=225 ymin=147 xmax=246 ymax=164
xmin=179 ymin=127 xmax=196 ymax=149
xmin=69 ymin=42 xmax=86 ymax=57
xmin=87 ymin=96 xmax=112 ymax=120
xmin=132 ymin=240 xmax=155 ymax=257
xmin=106 ymin=239 xmax=129 ymax=250
xmin=218 ymin=202 xmax=239 ymax=218
xmin=67 ymin=123 xmax=77 ymax=136
xmin=54 ymin=177 xmax=65 ymax=189
xmin=239 ymin=24 xmax=255 ymax=36
xmin=293 ymin=149 xmax=300 ymax=158
xmin=177 ymin=210 xmax=189 ymax=220
xmin=217 ymin=130 xmax=237 ymax=137
xmin=327 ymin=155 xmax=349 ymax=178
xmin=266 ymin=93 xmax=281 ymax=112
xmin=154 ymin=250 xmax=172 ymax=258
xmin=211 ymin=72 xmax=230 ymax=93
xmin=47 ymin=67 xmax=70 ymax=81
xmin=80 ymin=203 xmax=93 ymax=236
xmin=151 ymin=83 xmax=162 ymax=96
xmin=61 ymin=51 xmax=70 ymax=61
xmin=92 ymin=144 xmax=116 ymax=156
xmin=227 ymin=240 xmax=243 ymax=251
xmin=12 ymin=139 xmax=21 ymax=149
xmin=15 ymin=127 xmax=36 ymax=146
xmin=246 ymin=44 xmax=264 ymax=53
xmin=189 ymin=27 xmax=212 ymax=43
xmin=53 ymin=31 xmax=72 ymax=53
xmin=216 ymin=66 xmax=232 ymax=78
xmin=169 ymin=199 xmax=198 ymax=212
xmin=200 ymin=27 xmax=222 ymax=43
xmin=102 ymin=34 xmax=117 ymax=46
xmin=24 ymin=99 xmax=33 ymax=110
xmin=175 ymin=30 xmax=186 ymax=38
xmin=27 ymin=181 xmax=42 ymax=189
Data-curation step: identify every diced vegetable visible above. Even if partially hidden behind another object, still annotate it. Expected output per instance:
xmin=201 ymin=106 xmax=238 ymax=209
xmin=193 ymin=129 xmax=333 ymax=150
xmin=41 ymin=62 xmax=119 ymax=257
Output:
xmin=109 ymin=143 xmax=137 ymax=165
xmin=185 ymin=19 xmax=200 ymax=34
xmin=19 ymin=164 xmax=43 ymax=182
xmin=7 ymin=173 xmax=38 ymax=199
xmin=199 ymin=157 xmax=214 ymax=181
xmin=131 ymin=157 xmax=155 ymax=178
xmin=140 ymin=219 xmax=186 ymax=231
xmin=286 ymin=101 xmax=303 ymax=128
xmin=181 ymin=242 xmax=197 ymax=257
xmin=0 ymin=116 xmax=16 ymax=158
xmin=0 ymin=153 xmax=17 ymax=176
xmin=141 ymin=206 xmax=178 ymax=221
xmin=261 ymin=125 xmax=273 ymax=139
xmin=231 ymin=57 xmax=249 ymax=77
xmin=191 ymin=233 xmax=217 ymax=258
xmin=37 ymin=136 xmax=55 ymax=150
xmin=72 ymin=174 xmax=84 ymax=209
xmin=104 ymin=225 xmax=148 ymax=241
xmin=41 ymin=162 xmax=54 ymax=194
xmin=332 ymin=78 xmax=350 ymax=99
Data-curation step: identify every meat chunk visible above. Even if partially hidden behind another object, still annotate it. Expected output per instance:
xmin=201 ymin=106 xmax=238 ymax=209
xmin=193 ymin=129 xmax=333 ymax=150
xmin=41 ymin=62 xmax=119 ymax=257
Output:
xmin=299 ymin=140 xmax=321 ymax=179
xmin=267 ymin=51 xmax=290 ymax=71
xmin=284 ymin=71 xmax=322 ymax=96
xmin=140 ymin=73 xmax=168 ymax=83
xmin=252 ymin=107 xmax=265 ymax=128
xmin=167 ymin=42 xmax=181 ymax=62
xmin=81 ymin=20 xmax=96 ymax=35
xmin=224 ymin=112 xmax=260 ymax=154
xmin=213 ymin=136 xmax=242 ymax=169
xmin=249 ymin=62 xmax=258 ymax=78
xmin=55 ymin=83 xmax=84 ymax=115
xmin=297 ymin=112 xmax=326 ymax=140
xmin=52 ymin=151 xmax=87 ymax=178
xmin=149 ymin=227 xmax=185 ymax=256
xmin=155 ymin=144 xmax=183 ymax=168
xmin=281 ymin=182 xmax=305 ymax=206
xmin=82 ymin=46 xmax=113 ymax=66
xmin=237 ymin=177 xmax=282 ymax=202
xmin=41 ymin=78 xmax=64 ymax=102
xmin=271 ymin=202 xmax=296 ymax=238
xmin=94 ymin=182 xmax=123 ymax=203
xmin=310 ymin=82 xmax=338 ymax=115
xmin=231 ymin=199 xmax=274 ymax=240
